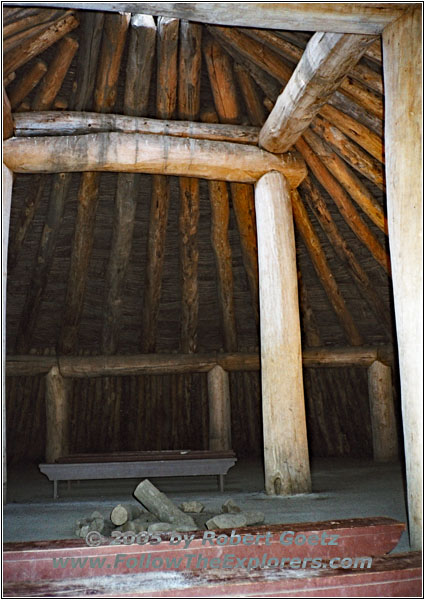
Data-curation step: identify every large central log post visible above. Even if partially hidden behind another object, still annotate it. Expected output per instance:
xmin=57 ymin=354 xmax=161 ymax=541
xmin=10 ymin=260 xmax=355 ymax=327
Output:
xmin=255 ymin=171 xmax=311 ymax=495
xmin=383 ymin=5 xmax=423 ymax=550
xmin=367 ymin=361 xmax=398 ymax=462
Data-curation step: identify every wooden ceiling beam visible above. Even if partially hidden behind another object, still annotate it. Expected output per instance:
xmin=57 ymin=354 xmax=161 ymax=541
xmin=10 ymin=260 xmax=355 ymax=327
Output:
xmin=12 ymin=111 xmax=260 ymax=145
xmin=4 ymin=132 xmax=307 ymax=188
xmin=7 ymin=3 xmax=412 ymax=34
xmin=259 ymin=32 xmax=378 ymax=154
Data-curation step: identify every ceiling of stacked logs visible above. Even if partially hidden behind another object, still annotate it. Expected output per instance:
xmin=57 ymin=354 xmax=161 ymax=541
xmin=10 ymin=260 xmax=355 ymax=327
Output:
xmin=4 ymin=5 xmax=393 ymax=462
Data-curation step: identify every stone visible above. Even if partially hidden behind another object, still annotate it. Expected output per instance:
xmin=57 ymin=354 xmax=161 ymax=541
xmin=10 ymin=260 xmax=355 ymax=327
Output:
xmin=147 ymin=522 xmax=173 ymax=533
xmin=221 ymin=499 xmax=241 ymax=513
xmin=205 ymin=513 xmax=248 ymax=530
xmin=241 ymin=511 xmax=265 ymax=525
xmin=179 ymin=501 xmax=205 ymax=513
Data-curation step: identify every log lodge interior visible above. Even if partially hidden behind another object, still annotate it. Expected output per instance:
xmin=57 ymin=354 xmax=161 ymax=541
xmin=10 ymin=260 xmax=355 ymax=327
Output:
xmin=2 ymin=2 xmax=423 ymax=596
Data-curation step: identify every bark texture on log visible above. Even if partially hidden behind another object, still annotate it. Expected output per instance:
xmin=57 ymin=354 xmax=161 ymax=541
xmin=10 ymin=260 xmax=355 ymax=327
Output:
xmin=296 ymin=136 xmax=390 ymax=274
xmin=8 ymin=59 xmax=47 ymax=110
xmin=291 ymin=189 xmax=364 ymax=346
xmin=124 ymin=14 xmax=156 ymax=117
xmin=156 ymin=17 xmax=179 ymax=119
xmin=3 ymin=11 xmax=79 ymax=76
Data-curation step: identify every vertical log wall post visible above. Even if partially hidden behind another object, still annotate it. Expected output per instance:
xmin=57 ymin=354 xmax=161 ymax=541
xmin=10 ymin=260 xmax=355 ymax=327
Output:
xmin=367 ymin=361 xmax=398 ymax=462
xmin=207 ymin=365 xmax=231 ymax=451
xmin=45 ymin=366 xmax=69 ymax=463
xmin=255 ymin=171 xmax=311 ymax=495
xmin=3 ymin=165 xmax=13 ymax=497
xmin=383 ymin=5 xmax=423 ymax=550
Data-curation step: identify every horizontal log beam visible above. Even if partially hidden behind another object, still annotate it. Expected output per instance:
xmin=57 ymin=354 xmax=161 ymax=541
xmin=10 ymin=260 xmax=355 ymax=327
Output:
xmin=10 ymin=3 xmax=411 ymax=34
xmin=12 ymin=111 xmax=260 ymax=145
xmin=6 ymin=346 xmax=393 ymax=376
xmin=3 ymin=132 xmax=307 ymax=187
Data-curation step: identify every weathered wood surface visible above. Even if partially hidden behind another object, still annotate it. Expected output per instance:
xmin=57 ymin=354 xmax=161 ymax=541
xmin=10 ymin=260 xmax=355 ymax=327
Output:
xmin=311 ymin=115 xmax=385 ymax=190
xmin=179 ymin=177 xmax=200 ymax=353
xmin=234 ymin=64 xmax=266 ymax=126
xmin=209 ymin=181 xmax=237 ymax=351
xmin=3 ymin=19 xmax=63 ymax=54
xmin=156 ymin=17 xmax=179 ymax=119
xmin=296 ymin=136 xmax=390 ymax=274
xmin=20 ymin=3 xmax=411 ymax=34
xmin=291 ymin=189 xmax=364 ymax=347
xmin=31 ymin=36 xmax=78 ymax=111
xmin=320 ymin=104 xmax=384 ymax=163
xmin=368 ymin=361 xmax=398 ymax=462
xmin=45 ymin=366 xmax=69 ymax=463
xmin=230 ymin=183 xmax=259 ymax=327
xmin=59 ymin=172 xmax=100 ymax=354
xmin=255 ymin=171 xmax=311 ymax=495
xmin=5 ymin=346 xmax=393 ymax=376
xmin=208 ymin=365 xmax=231 ymax=451
xmin=303 ymin=128 xmax=387 ymax=233
xmin=178 ymin=21 xmax=202 ymax=120
xmin=124 ymin=14 xmax=156 ymax=116
xmin=13 ymin=111 xmax=260 ymax=145
xmin=259 ymin=32 xmax=377 ymax=153
xmin=3 ymin=11 xmax=79 ymax=76
xmin=69 ymin=11 xmax=105 ymax=111
xmin=383 ymin=4 xmax=422 ymax=551
xmin=134 ymin=479 xmax=196 ymax=528
xmin=3 ymin=87 xmax=14 ymax=140
xmin=2 ymin=165 xmax=14 ymax=495
xmin=4 ymin=133 xmax=307 ymax=187
xmin=110 ymin=504 xmax=142 ymax=526
xmin=15 ymin=172 xmax=72 ymax=354
xmin=7 ymin=175 xmax=46 ymax=273
xmin=8 ymin=59 xmax=47 ymax=110
xmin=300 ymin=176 xmax=392 ymax=331
xmin=141 ymin=176 xmax=169 ymax=353
xmin=203 ymin=35 xmax=239 ymax=124
xmin=94 ymin=12 xmax=130 ymax=112
xmin=3 ymin=8 xmax=62 ymax=40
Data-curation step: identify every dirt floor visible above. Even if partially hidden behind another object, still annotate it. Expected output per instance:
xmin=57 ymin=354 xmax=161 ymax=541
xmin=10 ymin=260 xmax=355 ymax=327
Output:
xmin=3 ymin=457 xmax=409 ymax=552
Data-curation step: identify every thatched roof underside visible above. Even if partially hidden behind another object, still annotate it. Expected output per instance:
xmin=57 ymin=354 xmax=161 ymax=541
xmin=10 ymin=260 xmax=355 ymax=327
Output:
xmin=4 ymin=7 xmax=396 ymax=463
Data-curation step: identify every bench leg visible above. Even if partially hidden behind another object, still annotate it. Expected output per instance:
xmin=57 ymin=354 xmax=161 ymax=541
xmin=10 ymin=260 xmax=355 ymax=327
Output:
xmin=53 ymin=480 xmax=58 ymax=500
xmin=218 ymin=474 xmax=224 ymax=493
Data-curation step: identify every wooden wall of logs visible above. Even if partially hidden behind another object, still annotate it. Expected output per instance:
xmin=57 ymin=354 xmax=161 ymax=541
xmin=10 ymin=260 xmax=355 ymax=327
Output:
xmin=4 ymin=7 xmax=398 ymax=468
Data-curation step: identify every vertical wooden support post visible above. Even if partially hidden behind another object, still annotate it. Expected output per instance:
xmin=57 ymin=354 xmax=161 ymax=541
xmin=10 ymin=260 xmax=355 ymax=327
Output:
xmin=383 ymin=5 xmax=423 ymax=550
xmin=3 ymin=165 xmax=13 ymax=498
xmin=208 ymin=365 xmax=231 ymax=451
xmin=255 ymin=171 xmax=311 ymax=495
xmin=45 ymin=366 xmax=69 ymax=463
xmin=368 ymin=361 xmax=398 ymax=462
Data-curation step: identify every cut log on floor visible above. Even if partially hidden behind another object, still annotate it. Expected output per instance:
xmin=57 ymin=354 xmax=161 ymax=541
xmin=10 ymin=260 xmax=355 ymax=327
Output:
xmin=111 ymin=504 xmax=142 ymax=526
xmin=134 ymin=479 xmax=196 ymax=528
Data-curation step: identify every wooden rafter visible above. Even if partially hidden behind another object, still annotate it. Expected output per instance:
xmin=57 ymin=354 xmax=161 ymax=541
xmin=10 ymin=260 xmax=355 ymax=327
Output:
xmin=7 ymin=59 xmax=47 ymax=109
xmin=259 ymin=32 xmax=378 ymax=153
xmin=291 ymin=189 xmax=364 ymax=346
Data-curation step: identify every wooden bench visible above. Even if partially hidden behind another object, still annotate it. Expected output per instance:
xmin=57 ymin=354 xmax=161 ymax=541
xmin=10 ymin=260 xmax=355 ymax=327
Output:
xmin=39 ymin=450 xmax=237 ymax=499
